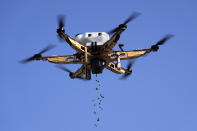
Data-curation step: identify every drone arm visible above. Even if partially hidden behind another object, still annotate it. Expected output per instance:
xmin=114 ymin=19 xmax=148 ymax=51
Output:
xmin=105 ymin=62 xmax=130 ymax=74
xmin=59 ymin=31 xmax=91 ymax=55
xmin=102 ymin=29 xmax=125 ymax=51
xmin=70 ymin=64 xmax=85 ymax=78
xmin=106 ymin=33 xmax=173 ymax=61
xmin=108 ymin=49 xmax=152 ymax=61
xmin=36 ymin=55 xmax=83 ymax=64
xmin=70 ymin=64 xmax=91 ymax=80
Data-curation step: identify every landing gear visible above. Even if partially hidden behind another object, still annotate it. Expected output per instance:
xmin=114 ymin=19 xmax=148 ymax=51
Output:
xmin=118 ymin=44 xmax=124 ymax=51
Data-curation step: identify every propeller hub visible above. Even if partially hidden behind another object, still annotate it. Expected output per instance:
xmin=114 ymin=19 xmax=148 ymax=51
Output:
xmin=69 ymin=73 xmax=74 ymax=79
xmin=119 ymin=24 xmax=127 ymax=30
xmin=151 ymin=45 xmax=159 ymax=52
xmin=57 ymin=28 xmax=65 ymax=34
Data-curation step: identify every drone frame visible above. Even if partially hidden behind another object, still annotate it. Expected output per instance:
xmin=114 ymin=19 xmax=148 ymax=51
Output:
xmin=21 ymin=13 xmax=173 ymax=80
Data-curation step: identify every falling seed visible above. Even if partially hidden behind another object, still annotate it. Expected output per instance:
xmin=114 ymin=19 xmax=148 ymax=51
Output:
xmin=100 ymin=94 xmax=104 ymax=98
xmin=96 ymin=88 xmax=99 ymax=90
xmin=99 ymin=103 xmax=101 ymax=105
xmin=99 ymin=107 xmax=103 ymax=110
xmin=99 ymin=106 xmax=103 ymax=110
xmin=97 ymin=117 xmax=100 ymax=122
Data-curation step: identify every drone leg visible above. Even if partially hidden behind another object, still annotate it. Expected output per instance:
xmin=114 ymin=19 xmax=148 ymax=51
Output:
xmin=118 ymin=44 xmax=124 ymax=51
xmin=85 ymin=46 xmax=88 ymax=63
xmin=69 ymin=65 xmax=85 ymax=79
xmin=117 ymin=56 xmax=121 ymax=69
xmin=85 ymin=65 xmax=91 ymax=80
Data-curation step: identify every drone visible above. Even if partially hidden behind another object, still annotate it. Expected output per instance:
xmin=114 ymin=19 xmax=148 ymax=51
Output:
xmin=21 ymin=12 xmax=173 ymax=80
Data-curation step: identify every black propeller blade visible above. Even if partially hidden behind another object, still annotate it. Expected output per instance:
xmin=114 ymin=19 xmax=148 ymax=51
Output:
xmin=151 ymin=34 xmax=174 ymax=51
xmin=56 ymin=65 xmax=86 ymax=80
xmin=57 ymin=15 xmax=65 ymax=29
xmin=127 ymin=61 xmax=134 ymax=71
xmin=57 ymin=15 xmax=66 ymax=39
xmin=56 ymin=65 xmax=73 ymax=74
xmin=20 ymin=45 xmax=56 ymax=64
xmin=108 ymin=12 xmax=141 ymax=35
xmin=120 ymin=61 xmax=135 ymax=80
xmin=123 ymin=12 xmax=141 ymax=25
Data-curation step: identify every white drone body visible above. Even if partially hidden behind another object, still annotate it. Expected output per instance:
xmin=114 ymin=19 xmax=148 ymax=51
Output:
xmin=75 ymin=32 xmax=110 ymax=46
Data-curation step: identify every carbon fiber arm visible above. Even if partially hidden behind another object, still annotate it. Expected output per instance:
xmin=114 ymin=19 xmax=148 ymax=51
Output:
xmin=107 ymin=49 xmax=152 ymax=61
xmin=36 ymin=55 xmax=83 ymax=64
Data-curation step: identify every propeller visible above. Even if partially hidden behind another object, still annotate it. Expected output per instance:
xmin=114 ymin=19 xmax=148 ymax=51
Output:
xmin=151 ymin=34 xmax=174 ymax=51
xmin=108 ymin=12 xmax=141 ymax=35
xmin=56 ymin=65 xmax=86 ymax=80
xmin=120 ymin=61 xmax=135 ymax=80
xmin=56 ymin=65 xmax=73 ymax=75
xmin=57 ymin=15 xmax=66 ymax=39
xmin=20 ymin=45 xmax=56 ymax=64
xmin=58 ymin=15 xmax=65 ymax=29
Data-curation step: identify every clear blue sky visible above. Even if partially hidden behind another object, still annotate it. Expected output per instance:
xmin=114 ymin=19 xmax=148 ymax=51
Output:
xmin=1 ymin=0 xmax=197 ymax=131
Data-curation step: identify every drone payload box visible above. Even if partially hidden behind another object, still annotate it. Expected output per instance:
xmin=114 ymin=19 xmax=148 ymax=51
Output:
xmin=76 ymin=32 xmax=110 ymax=46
